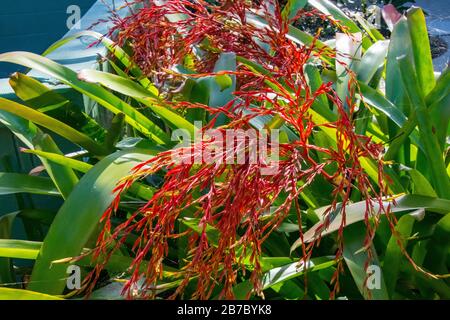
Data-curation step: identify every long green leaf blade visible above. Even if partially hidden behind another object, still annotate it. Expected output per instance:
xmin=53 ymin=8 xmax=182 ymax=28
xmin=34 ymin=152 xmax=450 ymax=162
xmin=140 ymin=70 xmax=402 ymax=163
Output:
xmin=28 ymin=149 xmax=157 ymax=294
xmin=0 ymin=97 xmax=108 ymax=155
xmin=0 ymin=173 xmax=59 ymax=196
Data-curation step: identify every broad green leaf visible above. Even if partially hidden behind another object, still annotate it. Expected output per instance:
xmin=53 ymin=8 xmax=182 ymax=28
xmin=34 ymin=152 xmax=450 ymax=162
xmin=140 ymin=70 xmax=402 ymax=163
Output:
xmin=0 ymin=212 xmax=17 ymax=283
xmin=0 ymin=97 xmax=108 ymax=156
xmin=24 ymin=141 xmax=159 ymax=201
xmin=0 ymin=52 xmax=170 ymax=144
xmin=77 ymin=69 xmax=196 ymax=136
xmin=358 ymin=82 xmax=422 ymax=150
xmin=357 ymin=40 xmax=389 ymax=84
xmin=353 ymin=12 xmax=385 ymax=42
xmin=0 ymin=173 xmax=59 ymax=196
xmin=402 ymin=262 xmax=450 ymax=299
xmin=390 ymin=68 xmax=450 ymax=158
xmin=181 ymin=218 xmax=220 ymax=246
xmin=0 ymin=107 xmax=79 ymax=200
xmin=104 ymin=113 xmax=125 ymax=152
xmin=9 ymin=72 xmax=106 ymax=142
xmin=43 ymin=30 xmax=152 ymax=88
xmin=383 ymin=214 xmax=416 ymax=297
xmin=429 ymin=93 xmax=450 ymax=151
xmin=246 ymin=13 xmax=333 ymax=65
xmin=282 ymin=0 xmax=307 ymax=21
xmin=0 ymin=239 xmax=41 ymax=260
xmin=385 ymin=18 xmax=414 ymax=112
xmin=0 ymin=288 xmax=63 ymax=300
xmin=206 ymin=52 xmax=237 ymax=126
xmin=308 ymin=0 xmax=371 ymax=50
xmin=291 ymin=194 xmax=450 ymax=253
xmin=28 ymin=149 xmax=157 ymax=295
xmin=407 ymin=7 xmax=436 ymax=97
xmin=0 ymin=208 xmax=55 ymax=284
xmin=261 ymin=257 xmax=335 ymax=289
xmin=22 ymin=149 xmax=93 ymax=173
xmin=308 ymin=0 xmax=361 ymax=34
xmin=336 ymin=32 xmax=362 ymax=104
xmin=32 ymin=134 xmax=79 ymax=199
xmin=397 ymin=56 xmax=450 ymax=199
xmin=359 ymin=83 xmax=406 ymax=127
xmin=426 ymin=67 xmax=450 ymax=107
xmin=343 ymin=224 xmax=389 ymax=300
xmin=3 ymin=209 xmax=55 ymax=226
xmin=423 ymin=213 xmax=450 ymax=276
xmin=215 ymin=74 xmax=233 ymax=91
xmin=87 ymin=278 xmax=182 ymax=300
xmin=400 ymin=166 xmax=437 ymax=197
xmin=77 ymin=69 xmax=158 ymax=99
xmin=232 ymin=256 xmax=335 ymax=299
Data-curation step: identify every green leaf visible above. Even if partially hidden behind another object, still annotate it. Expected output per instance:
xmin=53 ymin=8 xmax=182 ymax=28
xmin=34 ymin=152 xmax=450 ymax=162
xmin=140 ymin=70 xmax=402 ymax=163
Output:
xmin=181 ymin=218 xmax=220 ymax=246
xmin=77 ymin=69 xmax=158 ymax=99
xmin=0 ymin=288 xmax=63 ymax=300
xmin=291 ymin=194 xmax=450 ymax=253
xmin=423 ymin=213 xmax=450 ymax=276
xmin=78 ymin=69 xmax=196 ymax=136
xmin=206 ymin=53 xmax=237 ymax=126
xmin=429 ymin=93 xmax=450 ymax=151
xmin=105 ymin=113 xmax=125 ymax=152
xmin=0 ymin=212 xmax=17 ymax=283
xmin=383 ymin=214 xmax=416 ymax=297
xmin=425 ymin=67 xmax=450 ymax=107
xmin=357 ymin=40 xmax=389 ymax=84
xmin=0 ymin=173 xmax=59 ymax=196
xmin=336 ymin=32 xmax=362 ymax=104
xmin=0 ymin=52 xmax=170 ymax=144
xmin=28 ymin=149 xmax=157 ymax=295
xmin=246 ymin=13 xmax=333 ymax=65
xmin=343 ymin=224 xmax=389 ymax=300
xmin=232 ymin=256 xmax=335 ymax=299
xmin=407 ymin=7 xmax=436 ymax=97
xmin=358 ymin=82 xmax=422 ymax=150
xmin=308 ymin=0 xmax=361 ymax=34
xmin=9 ymin=72 xmax=106 ymax=142
xmin=397 ymin=55 xmax=450 ymax=199
xmin=388 ymin=68 xmax=450 ymax=159
xmin=0 ymin=97 xmax=108 ymax=156
xmin=215 ymin=74 xmax=233 ymax=92
xmin=261 ymin=257 xmax=335 ymax=289
xmin=43 ymin=30 xmax=152 ymax=88
xmin=21 ymin=149 xmax=93 ymax=173
xmin=385 ymin=18 xmax=414 ymax=111
xmin=23 ymin=147 xmax=156 ymax=201
xmin=32 ymin=134 xmax=79 ymax=199
xmin=282 ymin=0 xmax=307 ymax=21
xmin=401 ymin=166 xmax=437 ymax=197
xmin=0 ymin=239 xmax=42 ymax=260
xmin=0 ymin=106 xmax=79 ymax=200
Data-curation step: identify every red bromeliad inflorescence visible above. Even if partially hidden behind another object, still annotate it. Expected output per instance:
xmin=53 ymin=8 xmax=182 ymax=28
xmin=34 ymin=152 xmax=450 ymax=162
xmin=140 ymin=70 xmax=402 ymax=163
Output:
xmin=85 ymin=0 xmax=396 ymax=299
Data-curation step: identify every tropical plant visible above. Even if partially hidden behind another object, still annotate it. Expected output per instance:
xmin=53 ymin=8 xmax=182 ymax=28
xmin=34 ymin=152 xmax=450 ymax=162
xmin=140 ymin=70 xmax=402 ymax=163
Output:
xmin=0 ymin=0 xmax=448 ymax=300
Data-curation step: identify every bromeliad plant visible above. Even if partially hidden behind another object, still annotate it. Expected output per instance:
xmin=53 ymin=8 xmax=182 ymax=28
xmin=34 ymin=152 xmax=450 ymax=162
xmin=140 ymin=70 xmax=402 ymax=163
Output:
xmin=0 ymin=0 xmax=449 ymax=300
xmin=84 ymin=0 xmax=394 ymax=300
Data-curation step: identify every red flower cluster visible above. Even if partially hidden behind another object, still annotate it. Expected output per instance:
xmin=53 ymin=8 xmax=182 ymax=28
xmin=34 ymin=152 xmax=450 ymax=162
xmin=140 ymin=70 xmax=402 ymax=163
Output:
xmin=87 ymin=0 xmax=392 ymax=299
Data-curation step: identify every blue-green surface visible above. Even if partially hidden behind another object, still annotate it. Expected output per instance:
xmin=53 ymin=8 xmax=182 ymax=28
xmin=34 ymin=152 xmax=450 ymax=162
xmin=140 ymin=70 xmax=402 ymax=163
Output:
xmin=0 ymin=0 xmax=97 ymax=77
